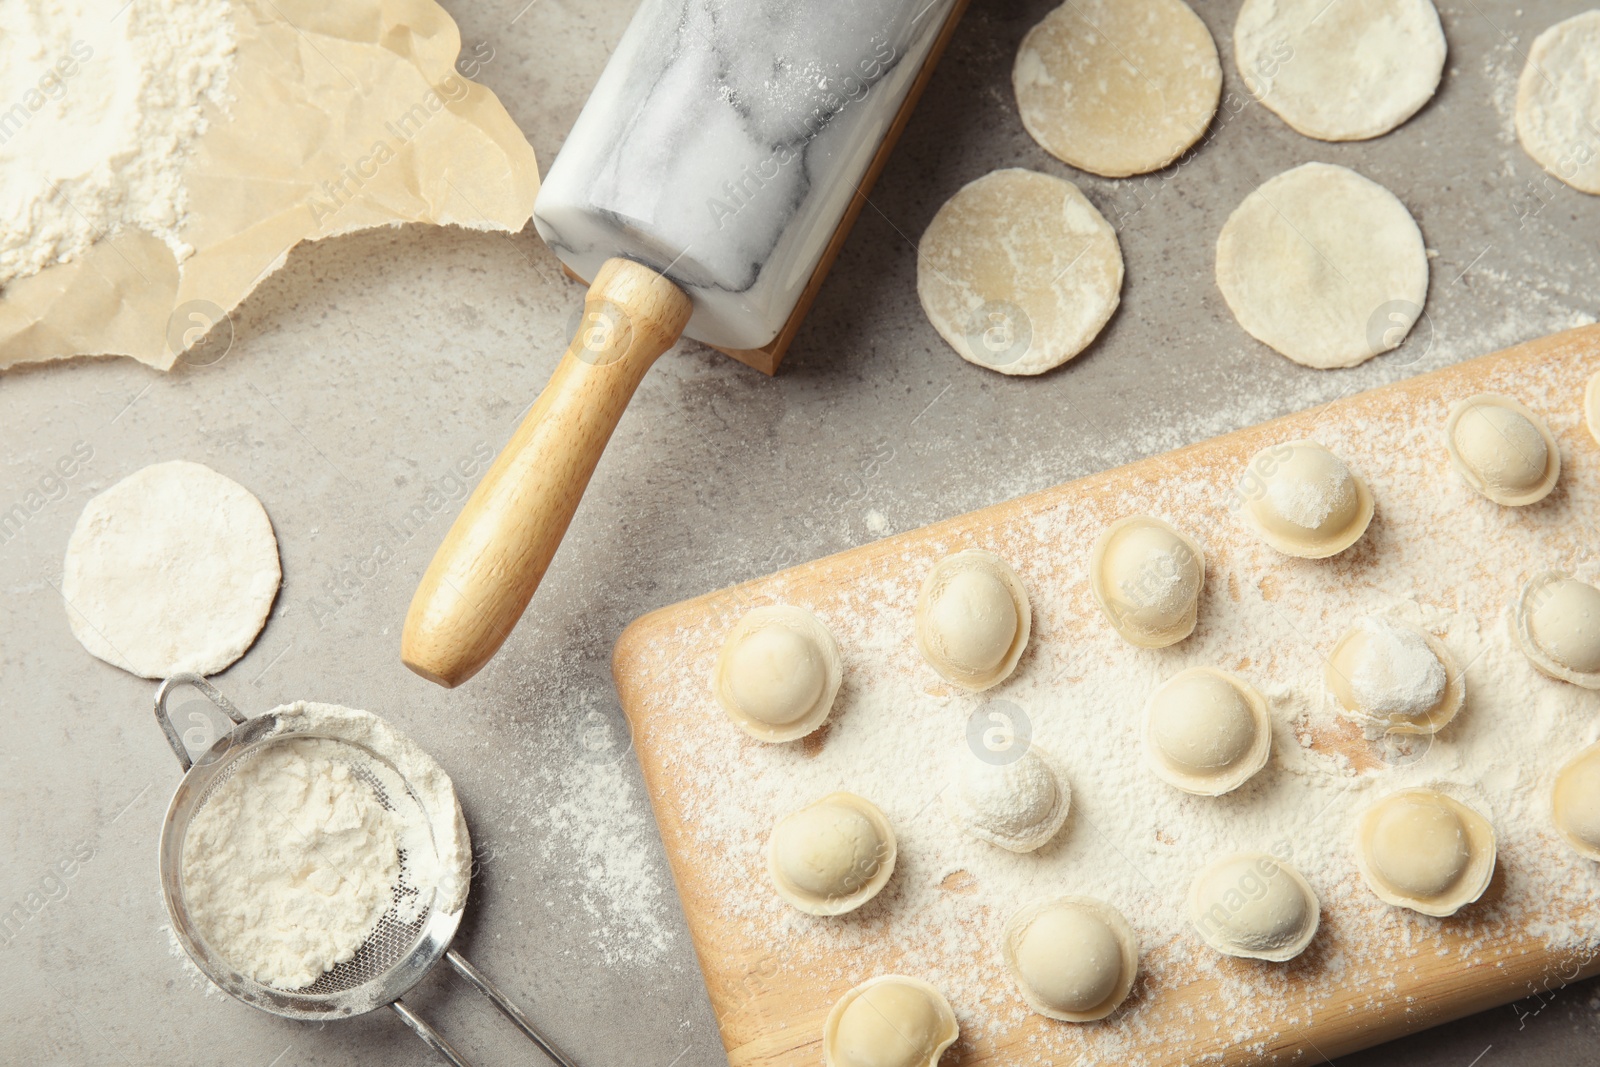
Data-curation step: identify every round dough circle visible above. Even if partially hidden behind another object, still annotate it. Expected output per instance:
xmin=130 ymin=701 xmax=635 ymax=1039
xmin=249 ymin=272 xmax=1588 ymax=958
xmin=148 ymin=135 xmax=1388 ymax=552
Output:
xmin=1216 ymin=162 xmax=1428 ymax=369
xmin=1234 ymin=0 xmax=1446 ymax=141
xmin=1013 ymin=0 xmax=1221 ymax=177
xmin=918 ymin=168 xmax=1122 ymax=376
xmin=62 ymin=461 xmax=281 ymax=678
xmin=1515 ymin=12 xmax=1600 ymax=195
xmin=1002 ymin=896 xmax=1140 ymax=1022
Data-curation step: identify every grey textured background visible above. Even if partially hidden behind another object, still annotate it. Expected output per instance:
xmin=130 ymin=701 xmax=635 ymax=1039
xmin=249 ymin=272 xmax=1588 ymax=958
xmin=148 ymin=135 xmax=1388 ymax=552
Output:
xmin=3 ymin=0 xmax=1599 ymax=1064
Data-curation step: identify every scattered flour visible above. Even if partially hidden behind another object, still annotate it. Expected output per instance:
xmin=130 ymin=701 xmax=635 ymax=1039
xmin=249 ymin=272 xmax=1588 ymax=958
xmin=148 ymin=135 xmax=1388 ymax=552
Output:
xmin=0 ymin=0 xmax=235 ymax=286
xmin=621 ymin=353 xmax=1600 ymax=1062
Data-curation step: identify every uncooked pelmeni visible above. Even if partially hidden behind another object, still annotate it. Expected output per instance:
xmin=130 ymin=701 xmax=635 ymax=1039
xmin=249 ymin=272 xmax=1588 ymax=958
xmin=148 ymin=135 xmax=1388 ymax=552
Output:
xmin=1234 ymin=0 xmax=1446 ymax=141
xmin=1586 ymin=370 xmax=1600 ymax=446
xmin=1187 ymin=852 xmax=1319 ymax=961
xmin=823 ymin=975 xmax=958 ymax=1067
xmin=1089 ymin=515 xmax=1205 ymax=648
xmin=1013 ymin=0 xmax=1221 ymax=177
xmin=62 ymin=460 xmax=281 ymax=678
xmin=913 ymin=549 xmax=1031 ymax=690
xmin=1002 ymin=896 xmax=1139 ymax=1022
xmin=1216 ymin=162 xmax=1428 ymax=369
xmin=1445 ymin=394 xmax=1560 ymax=506
xmin=1515 ymin=12 xmax=1600 ymax=195
xmin=1325 ymin=616 xmax=1463 ymax=736
xmin=1552 ymin=741 xmax=1600 ymax=860
xmin=917 ymin=168 xmax=1122 ymax=376
xmin=1237 ymin=440 xmax=1374 ymax=558
xmin=767 ymin=793 xmax=895 ymax=916
xmin=1354 ymin=788 xmax=1496 ymax=916
xmin=1143 ymin=667 xmax=1270 ymax=796
xmin=714 ymin=605 xmax=842 ymax=742
xmin=943 ymin=739 xmax=1071 ymax=852
xmin=1513 ymin=572 xmax=1600 ymax=689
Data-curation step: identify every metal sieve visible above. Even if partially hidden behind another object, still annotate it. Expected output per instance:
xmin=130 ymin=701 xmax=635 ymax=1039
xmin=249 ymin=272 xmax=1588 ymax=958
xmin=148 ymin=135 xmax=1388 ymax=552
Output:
xmin=155 ymin=673 xmax=578 ymax=1067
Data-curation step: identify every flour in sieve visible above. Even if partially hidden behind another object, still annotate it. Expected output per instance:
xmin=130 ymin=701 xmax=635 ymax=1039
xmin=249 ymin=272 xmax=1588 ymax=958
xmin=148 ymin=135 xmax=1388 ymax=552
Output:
xmin=0 ymin=0 xmax=235 ymax=286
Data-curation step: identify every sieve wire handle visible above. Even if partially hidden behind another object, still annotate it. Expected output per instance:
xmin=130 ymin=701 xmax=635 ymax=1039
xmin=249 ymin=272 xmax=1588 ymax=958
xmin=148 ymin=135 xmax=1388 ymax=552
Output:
xmin=446 ymin=949 xmax=580 ymax=1067
xmin=392 ymin=1000 xmax=472 ymax=1067
xmin=154 ymin=673 xmax=248 ymax=772
xmin=388 ymin=954 xmax=578 ymax=1067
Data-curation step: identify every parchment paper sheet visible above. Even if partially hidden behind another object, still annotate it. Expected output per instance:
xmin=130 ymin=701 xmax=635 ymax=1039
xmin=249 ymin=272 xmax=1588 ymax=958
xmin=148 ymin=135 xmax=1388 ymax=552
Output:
xmin=0 ymin=0 xmax=540 ymax=371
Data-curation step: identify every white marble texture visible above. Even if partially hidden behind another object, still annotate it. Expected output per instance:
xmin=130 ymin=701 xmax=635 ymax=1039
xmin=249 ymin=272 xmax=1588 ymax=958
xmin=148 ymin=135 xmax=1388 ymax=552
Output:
xmin=533 ymin=0 xmax=962 ymax=349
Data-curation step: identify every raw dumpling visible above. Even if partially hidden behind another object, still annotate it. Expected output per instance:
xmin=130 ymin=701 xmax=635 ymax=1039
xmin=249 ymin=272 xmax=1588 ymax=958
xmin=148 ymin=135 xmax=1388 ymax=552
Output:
xmin=1354 ymin=788 xmax=1496 ymax=916
xmin=1445 ymin=394 xmax=1560 ymax=506
xmin=1585 ymin=370 xmax=1600 ymax=447
xmin=943 ymin=739 xmax=1071 ymax=852
xmin=1237 ymin=440 xmax=1374 ymax=558
xmin=1552 ymin=741 xmax=1600 ymax=860
xmin=914 ymin=550 xmax=1031 ymax=690
xmin=767 ymin=793 xmax=895 ymax=916
xmin=714 ymin=605 xmax=842 ymax=742
xmin=1002 ymin=896 xmax=1139 ymax=1022
xmin=1143 ymin=668 xmax=1270 ymax=796
xmin=1325 ymin=616 xmax=1463 ymax=735
xmin=1188 ymin=852 xmax=1319 ymax=961
xmin=1089 ymin=516 xmax=1205 ymax=648
xmin=823 ymin=975 xmax=958 ymax=1067
xmin=1513 ymin=572 xmax=1600 ymax=688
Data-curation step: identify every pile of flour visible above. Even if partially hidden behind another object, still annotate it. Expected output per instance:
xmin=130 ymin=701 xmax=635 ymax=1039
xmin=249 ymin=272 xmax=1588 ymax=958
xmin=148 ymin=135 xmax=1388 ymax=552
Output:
xmin=0 ymin=0 xmax=235 ymax=286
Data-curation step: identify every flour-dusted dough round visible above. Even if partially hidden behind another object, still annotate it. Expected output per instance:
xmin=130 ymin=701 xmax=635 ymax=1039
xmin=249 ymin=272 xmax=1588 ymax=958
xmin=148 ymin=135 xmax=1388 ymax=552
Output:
xmin=1013 ymin=0 xmax=1221 ymax=177
xmin=1235 ymin=0 xmax=1446 ymax=142
xmin=823 ymin=975 xmax=958 ymax=1067
xmin=1552 ymin=741 xmax=1600 ymax=860
xmin=914 ymin=549 xmax=1031 ymax=690
xmin=943 ymin=739 xmax=1071 ymax=852
xmin=1445 ymin=394 xmax=1560 ymax=506
xmin=1513 ymin=572 xmax=1600 ymax=688
xmin=714 ymin=605 xmax=842 ymax=742
xmin=1354 ymin=788 xmax=1496 ymax=916
xmin=1187 ymin=852 xmax=1319 ymax=961
xmin=917 ymin=169 xmax=1122 ymax=376
xmin=1143 ymin=667 xmax=1271 ymax=796
xmin=1002 ymin=896 xmax=1139 ymax=1022
xmin=1515 ymin=12 xmax=1600 ymax=195
xmin=1089 ymin=515 xmax=1205 ymax=648
xmin=1216 ymin=163 xmax=1428 ymax=369
xmin=768 ymin=792 xmax=896 ymax=916
xmin=1325 ymin=616 xmax=1464 ymax=736
xmin=62 ymin=460 xmax=281 ymax=678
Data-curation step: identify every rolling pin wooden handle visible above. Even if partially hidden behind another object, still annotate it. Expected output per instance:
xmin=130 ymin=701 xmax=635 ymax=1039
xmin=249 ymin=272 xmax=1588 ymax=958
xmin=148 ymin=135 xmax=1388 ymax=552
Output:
xmin=402 ymin=258 xmax=693 ymax=688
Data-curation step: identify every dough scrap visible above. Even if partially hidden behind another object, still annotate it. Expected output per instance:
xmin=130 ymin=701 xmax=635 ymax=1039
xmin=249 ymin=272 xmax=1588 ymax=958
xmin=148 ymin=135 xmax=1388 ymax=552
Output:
xmin=1216 ymin=162 xmax=1428 ymax=368
xmin=62 ymin=460 xmax=280 ymax=678
xmin=1515 ymin=11 xmax=1600 ymax=195
xmin=918 ymin=169 xmax=1122 ymax=376
xmin=1014 ymin=0 xmax=1221 ymax=177
xmin=1234 ymin=0 xmax=1446 ymax=141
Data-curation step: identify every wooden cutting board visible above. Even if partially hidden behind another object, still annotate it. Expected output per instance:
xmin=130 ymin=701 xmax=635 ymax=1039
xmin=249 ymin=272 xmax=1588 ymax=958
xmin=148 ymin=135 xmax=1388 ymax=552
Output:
xmin=612 ymin=326 xmax=1600 ymax=1067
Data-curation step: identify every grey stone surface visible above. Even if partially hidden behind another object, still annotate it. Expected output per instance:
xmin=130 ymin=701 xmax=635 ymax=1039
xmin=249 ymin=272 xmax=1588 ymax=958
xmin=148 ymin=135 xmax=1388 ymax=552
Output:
xmin=2 ymin=0 xmax=1598 ymax=1064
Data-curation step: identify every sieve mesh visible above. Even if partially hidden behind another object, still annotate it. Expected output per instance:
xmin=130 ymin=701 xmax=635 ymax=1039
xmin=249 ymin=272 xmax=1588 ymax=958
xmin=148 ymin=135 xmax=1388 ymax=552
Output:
xmin=182 ymin=736 xmax=437 ymax=996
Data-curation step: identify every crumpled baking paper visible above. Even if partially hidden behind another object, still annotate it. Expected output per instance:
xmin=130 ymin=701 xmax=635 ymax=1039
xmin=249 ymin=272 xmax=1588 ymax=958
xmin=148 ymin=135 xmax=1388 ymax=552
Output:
xmin=0 ymin=0 xmax=540 ymax=371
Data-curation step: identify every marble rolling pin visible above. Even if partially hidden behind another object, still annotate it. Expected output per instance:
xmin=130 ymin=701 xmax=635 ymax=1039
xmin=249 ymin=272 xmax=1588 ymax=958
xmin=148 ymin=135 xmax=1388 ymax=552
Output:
xmin=402 ymin=0 xmax=968 ymax=687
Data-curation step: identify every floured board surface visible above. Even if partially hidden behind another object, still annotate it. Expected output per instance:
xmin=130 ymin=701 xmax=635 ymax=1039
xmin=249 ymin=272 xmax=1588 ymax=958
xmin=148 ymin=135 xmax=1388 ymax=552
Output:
xmin=613 ymin=327 xmax=1600 ymax=1067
